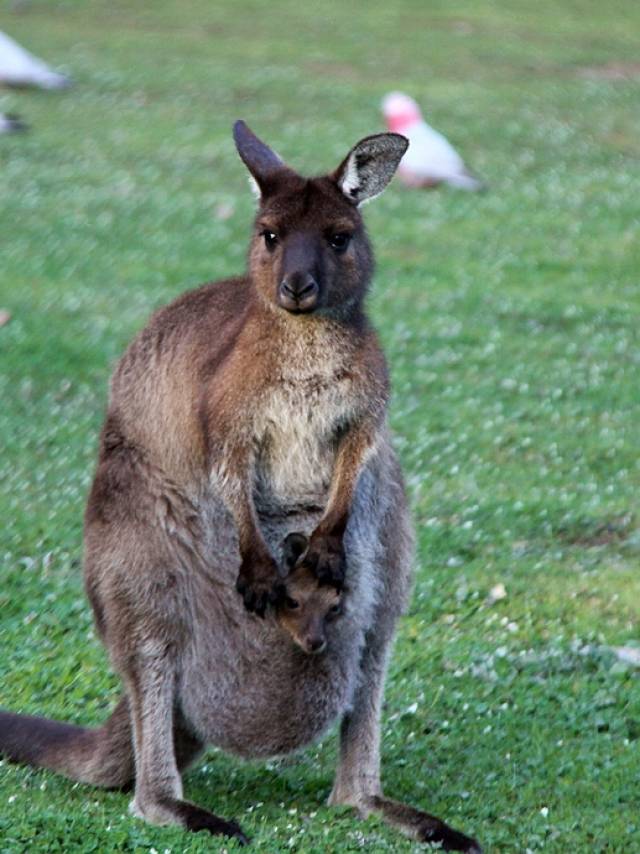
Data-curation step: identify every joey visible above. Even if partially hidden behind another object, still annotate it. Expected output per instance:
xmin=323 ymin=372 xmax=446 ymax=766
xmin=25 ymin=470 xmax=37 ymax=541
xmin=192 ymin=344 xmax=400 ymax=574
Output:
xmin=275 ymin=532 xmax=344 ymax=655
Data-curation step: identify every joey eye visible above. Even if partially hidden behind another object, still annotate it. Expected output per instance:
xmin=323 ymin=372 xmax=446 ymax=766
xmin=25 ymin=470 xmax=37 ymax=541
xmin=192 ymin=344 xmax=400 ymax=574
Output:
xmin=285 ymin=596 xmax=300 ymax=610
xmin=262 ymin=230 xmax=279 ymax=250
xmin=327 ymin=603 xmax=342 ymax=619
xmin=329 ymin=233 xmax=351 ymax=253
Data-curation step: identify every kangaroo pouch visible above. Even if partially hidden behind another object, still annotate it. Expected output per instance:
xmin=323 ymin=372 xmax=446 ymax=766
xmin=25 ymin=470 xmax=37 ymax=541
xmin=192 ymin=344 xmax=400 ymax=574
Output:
xmin=178 ymin=600 xmax=364 ymax=758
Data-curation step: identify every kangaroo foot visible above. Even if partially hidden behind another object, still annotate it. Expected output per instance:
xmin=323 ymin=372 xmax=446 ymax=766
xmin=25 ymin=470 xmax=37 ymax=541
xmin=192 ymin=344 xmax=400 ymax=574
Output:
xmin=130 ymin=796 xmax=249 ymax=844
xmin=368 ymin=795 xmax=481 ymax=853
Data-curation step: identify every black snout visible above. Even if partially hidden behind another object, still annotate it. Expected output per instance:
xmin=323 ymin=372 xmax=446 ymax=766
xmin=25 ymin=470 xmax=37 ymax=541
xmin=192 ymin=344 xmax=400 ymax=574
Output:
xmin=278 ymin=273 xmax=319 ymax=314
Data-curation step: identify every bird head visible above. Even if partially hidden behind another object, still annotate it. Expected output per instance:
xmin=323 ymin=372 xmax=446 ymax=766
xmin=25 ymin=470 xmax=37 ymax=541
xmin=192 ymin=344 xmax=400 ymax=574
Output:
xmin=381 ymin=92 xmax=422 ymax=133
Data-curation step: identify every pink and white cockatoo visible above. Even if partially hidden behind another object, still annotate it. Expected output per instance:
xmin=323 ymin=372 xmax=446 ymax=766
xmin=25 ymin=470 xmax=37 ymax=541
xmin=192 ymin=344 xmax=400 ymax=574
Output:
xmin=382 ymin=92 xmax=484 ymax=191
xmin=0 ymin=30 xmax=71 ymax=90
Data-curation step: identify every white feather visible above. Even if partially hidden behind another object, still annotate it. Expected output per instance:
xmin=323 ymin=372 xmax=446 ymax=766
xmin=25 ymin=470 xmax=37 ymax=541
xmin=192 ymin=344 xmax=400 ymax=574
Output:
xmin=399 ymin=120 xmax=483 ymax=190
xmin=400 ymin=121 xmax=465 ymax=180
xmin=0 ymin=30 xmax=70 ymax=90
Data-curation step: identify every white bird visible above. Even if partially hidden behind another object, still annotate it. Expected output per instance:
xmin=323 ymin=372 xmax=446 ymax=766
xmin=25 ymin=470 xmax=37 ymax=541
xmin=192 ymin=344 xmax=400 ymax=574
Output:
xmin=382 ymin=91 xmax=484 ymax=191
xmin=0 ymin=112 xmax=27 ymax=133
xmin=0 ymin=30 xmax=70 ymax=90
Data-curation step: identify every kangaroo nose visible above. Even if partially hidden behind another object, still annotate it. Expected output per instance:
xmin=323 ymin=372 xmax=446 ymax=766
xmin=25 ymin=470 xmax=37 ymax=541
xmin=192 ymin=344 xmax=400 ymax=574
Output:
xmin=278 ymin=274 xmax=319 ymax=313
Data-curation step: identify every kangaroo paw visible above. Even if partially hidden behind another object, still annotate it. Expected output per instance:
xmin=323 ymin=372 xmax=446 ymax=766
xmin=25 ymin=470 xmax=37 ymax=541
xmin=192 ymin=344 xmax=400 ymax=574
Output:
xmin=236 ymin=555 xmax=284 ymax=617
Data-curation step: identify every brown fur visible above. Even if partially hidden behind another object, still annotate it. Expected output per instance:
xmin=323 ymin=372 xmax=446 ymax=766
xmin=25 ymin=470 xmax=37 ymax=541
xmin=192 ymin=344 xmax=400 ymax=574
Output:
xmin=0 ymin=122 xmax=480 ymax=852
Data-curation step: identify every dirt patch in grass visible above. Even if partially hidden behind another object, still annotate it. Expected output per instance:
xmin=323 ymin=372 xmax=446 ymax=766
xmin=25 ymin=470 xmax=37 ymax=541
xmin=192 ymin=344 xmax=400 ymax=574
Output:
xmin=576 ymin=62 xmax=640 ymax=81
xmin=558 ymin=513 xmax=635 ymax=547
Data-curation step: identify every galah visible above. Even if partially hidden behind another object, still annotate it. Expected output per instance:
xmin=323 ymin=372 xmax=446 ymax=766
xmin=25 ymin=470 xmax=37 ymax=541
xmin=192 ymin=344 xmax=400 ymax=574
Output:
xmin=0 ymin=30 xmax=71 ymax=90
xmin=382 ymin=91 xmax=484 ymax=191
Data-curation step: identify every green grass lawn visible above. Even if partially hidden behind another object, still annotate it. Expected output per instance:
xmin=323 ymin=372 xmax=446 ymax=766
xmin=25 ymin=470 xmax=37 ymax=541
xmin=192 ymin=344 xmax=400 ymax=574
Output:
xmin=1 ymin=0 xmax=639 ymax=851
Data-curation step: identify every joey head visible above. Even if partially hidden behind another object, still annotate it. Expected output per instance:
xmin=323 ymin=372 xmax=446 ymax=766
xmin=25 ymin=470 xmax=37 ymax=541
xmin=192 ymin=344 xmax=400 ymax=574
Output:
xmin=275 ymin=532 xmax=344 ymax=655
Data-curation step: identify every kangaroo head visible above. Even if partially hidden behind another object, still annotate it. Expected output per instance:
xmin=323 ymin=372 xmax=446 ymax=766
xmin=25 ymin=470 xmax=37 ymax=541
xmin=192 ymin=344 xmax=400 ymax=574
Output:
xmin=233 ymin=121 xmax=408 ymax=319
xmin=275 ymin=532 xmax=344 ymax=655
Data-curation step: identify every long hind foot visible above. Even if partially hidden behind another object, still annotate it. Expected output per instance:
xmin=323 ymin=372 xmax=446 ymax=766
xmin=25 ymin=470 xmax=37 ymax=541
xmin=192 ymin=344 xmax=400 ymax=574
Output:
xmin=329 ymin=787 xmax=481 ymax=853
xmin=367 ymin=795 xmax=481 ymax=853
xmin=130 ymin=796 xmax=249 ymax=844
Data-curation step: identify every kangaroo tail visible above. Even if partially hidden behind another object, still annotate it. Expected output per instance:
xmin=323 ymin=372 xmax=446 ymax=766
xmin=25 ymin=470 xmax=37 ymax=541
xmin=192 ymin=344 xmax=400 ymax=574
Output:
xmin=0 ymin=695 xmax=134 ymax=789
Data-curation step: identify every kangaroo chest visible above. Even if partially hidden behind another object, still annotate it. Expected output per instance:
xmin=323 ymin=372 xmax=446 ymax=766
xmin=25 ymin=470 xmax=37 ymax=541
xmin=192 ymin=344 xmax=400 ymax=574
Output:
xmin=253 ymin=370 xmax=353 ymax=512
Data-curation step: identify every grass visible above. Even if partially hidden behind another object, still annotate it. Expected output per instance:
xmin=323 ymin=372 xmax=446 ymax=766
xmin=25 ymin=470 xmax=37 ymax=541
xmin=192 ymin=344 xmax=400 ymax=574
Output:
xmin=1 ymin=0 xmax=639 ymax=851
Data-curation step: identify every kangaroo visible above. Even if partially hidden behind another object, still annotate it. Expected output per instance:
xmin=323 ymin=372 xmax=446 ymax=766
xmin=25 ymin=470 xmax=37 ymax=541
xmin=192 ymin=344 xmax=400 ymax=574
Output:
xmin=0 ymin=121 xmax=481 ymax=852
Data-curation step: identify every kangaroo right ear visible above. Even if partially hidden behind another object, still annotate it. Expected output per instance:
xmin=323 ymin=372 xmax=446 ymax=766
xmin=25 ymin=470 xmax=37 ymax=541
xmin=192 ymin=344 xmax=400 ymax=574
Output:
xmin=333 ymin=133 xmax=408 ymax=205
xmin=233 ymin=120 xmax=289 ymax=198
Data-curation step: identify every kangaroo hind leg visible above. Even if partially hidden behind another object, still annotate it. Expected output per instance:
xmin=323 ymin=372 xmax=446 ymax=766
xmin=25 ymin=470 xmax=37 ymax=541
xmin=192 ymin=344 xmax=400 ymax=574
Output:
xmin=124 ymin=643 xmax=248 ymax=844
xmin=329 ymin=640 xmax=481 ymax=853
xmin=329 ymin=568 xmax=480 ymax=851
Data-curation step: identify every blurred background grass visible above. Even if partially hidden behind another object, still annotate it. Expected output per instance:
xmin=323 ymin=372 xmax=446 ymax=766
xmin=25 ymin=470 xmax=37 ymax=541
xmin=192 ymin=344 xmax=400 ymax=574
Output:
xmin=0 ymin=1 xmax=639 ymax=851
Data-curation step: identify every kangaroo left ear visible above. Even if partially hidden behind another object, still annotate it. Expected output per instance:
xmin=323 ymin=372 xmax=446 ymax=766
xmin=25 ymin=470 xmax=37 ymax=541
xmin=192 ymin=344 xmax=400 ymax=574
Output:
xmin=333 ymin=133 xmax=408 ymax=205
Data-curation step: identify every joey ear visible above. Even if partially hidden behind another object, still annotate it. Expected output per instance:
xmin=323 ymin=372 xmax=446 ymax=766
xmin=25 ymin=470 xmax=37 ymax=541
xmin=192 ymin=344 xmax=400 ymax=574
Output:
xmin=333 ymin=133 xmax=408 ymax=205
xmin=233 ymin=120 xmax=290 ymax=198
xmin=282 ymin=532 xmax=309 ymax=574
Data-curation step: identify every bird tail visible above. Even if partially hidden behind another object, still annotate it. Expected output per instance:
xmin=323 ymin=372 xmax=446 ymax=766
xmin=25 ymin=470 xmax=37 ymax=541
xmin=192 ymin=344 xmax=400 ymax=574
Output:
xmin=32 ymin=68 xmax=72 ymax=90
xmin=445 ymin=170 xmax=487 ymax=192
xmin=0 ymin=696 xmax=134 ymax=788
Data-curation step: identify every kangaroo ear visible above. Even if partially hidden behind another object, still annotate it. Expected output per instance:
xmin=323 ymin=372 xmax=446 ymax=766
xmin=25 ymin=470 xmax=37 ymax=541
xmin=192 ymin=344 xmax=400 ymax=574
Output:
xmin=333 ymin=133 xmax=408 ymax=205
xmin=233 ymin=120 xmax=289 ymax=198
xmin=282 ymin=532 xmax=309 ymax=575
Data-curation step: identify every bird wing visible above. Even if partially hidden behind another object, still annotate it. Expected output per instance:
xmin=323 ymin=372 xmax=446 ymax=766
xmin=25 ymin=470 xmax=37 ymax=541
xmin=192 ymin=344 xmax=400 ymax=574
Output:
xmin=401 ymin=121 xmax=467 ymax=180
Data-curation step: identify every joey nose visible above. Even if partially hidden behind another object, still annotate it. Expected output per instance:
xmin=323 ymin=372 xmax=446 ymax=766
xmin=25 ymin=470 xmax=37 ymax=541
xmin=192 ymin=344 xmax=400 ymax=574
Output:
xmin=278 ymin=274 xmax=319 ymax=313
xmin=306 ymin=637 xmax=326 ymax=655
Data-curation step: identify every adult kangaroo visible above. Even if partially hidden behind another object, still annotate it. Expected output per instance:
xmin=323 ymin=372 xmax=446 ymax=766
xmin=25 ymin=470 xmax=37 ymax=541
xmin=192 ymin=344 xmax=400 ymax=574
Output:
xmin=0 ymin=122 xmax=481 ymax=852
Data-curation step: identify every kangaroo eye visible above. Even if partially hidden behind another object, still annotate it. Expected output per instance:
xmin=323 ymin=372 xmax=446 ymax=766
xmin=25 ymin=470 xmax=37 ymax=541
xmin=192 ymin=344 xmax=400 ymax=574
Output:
xmin=285 ymin=596 xmax=300 ymax=610
xmin=327 ymin=603 xmax=342 ymax=618
xmin=329 ymin=233 xmax=351 ymax=252
xmin=263 ymin=230 xmax=279 ymax=250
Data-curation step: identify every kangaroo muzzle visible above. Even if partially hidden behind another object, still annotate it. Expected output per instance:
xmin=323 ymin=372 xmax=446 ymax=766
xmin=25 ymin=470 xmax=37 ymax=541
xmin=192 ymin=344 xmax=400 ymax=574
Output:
xmin=278 ymin=272 xmax=319 ymax=313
